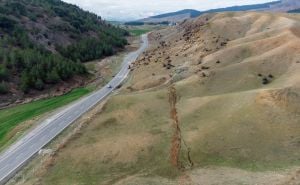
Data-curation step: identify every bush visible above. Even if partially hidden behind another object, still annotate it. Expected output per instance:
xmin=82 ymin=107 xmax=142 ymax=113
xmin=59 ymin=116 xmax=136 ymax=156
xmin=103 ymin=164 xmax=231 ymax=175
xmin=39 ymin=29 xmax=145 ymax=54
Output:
xmin=0 ymin=15 xmax=17 ymax=32
xmin=262 ymin=77 xmax=269 ymax=85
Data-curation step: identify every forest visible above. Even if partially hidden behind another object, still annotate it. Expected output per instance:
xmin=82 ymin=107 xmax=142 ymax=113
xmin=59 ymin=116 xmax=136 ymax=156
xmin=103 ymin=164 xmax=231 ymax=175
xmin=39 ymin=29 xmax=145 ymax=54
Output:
xmin=0 ymin=0 xmax=128 ymax=94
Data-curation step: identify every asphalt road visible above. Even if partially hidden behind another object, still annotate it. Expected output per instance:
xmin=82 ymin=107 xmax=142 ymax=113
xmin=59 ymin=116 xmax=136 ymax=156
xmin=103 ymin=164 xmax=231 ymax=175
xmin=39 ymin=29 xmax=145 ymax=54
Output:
xmin=0 ymin=34 xmax=149 ymax=185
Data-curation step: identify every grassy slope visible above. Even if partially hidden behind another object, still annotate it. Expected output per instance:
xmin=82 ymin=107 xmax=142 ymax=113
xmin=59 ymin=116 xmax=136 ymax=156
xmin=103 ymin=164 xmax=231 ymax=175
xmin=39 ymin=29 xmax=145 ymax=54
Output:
xmin=129 ymin=29 xmax=151 ymax=36
xmin=36 ymin=88 xmax=300 ymax=185
xmin=20 ymin=12 xmax=300 ymax=185
xmin=126 ymin=25 xmax=165 ymax=36
xmin=0 ymin=88 xmax=90 ymax=150
xmin=40 ymin=90 xmax=182 ymax=185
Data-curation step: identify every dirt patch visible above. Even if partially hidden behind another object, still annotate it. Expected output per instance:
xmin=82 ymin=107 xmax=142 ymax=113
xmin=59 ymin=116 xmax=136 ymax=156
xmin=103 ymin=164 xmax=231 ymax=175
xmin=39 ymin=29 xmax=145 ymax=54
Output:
xmin=255 ymin=88 xmax=300 ymax=113
xmin=278 ymin=168 xmax=300 ymax=185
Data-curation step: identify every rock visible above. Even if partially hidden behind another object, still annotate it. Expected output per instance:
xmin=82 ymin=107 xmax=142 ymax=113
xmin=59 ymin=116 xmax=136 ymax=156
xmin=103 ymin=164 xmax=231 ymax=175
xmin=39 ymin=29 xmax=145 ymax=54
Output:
xmin=38 ymin=149 xmax=54 ymax=156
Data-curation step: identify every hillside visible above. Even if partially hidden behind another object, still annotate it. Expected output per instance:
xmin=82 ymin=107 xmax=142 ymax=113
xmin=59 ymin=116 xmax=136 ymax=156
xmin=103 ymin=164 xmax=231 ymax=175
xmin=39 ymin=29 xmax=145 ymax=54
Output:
xmin=289 ymin=9 xmax=300 ymax=13
xmin=18 ymin=12 xmax=300 ymax=185
xmin=0 ymin=0 xmax=128 ymax=106
xmin=132 ymin=1 xmax=280 ymax=24
xmin=150 ymin=9 xmax=201 ymax=19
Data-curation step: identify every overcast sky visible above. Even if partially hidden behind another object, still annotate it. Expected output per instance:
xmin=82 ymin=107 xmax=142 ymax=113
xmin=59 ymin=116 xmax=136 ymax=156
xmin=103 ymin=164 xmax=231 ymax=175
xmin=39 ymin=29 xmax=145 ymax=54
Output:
xmin=62 ymin=0 xmax=275 ymax=21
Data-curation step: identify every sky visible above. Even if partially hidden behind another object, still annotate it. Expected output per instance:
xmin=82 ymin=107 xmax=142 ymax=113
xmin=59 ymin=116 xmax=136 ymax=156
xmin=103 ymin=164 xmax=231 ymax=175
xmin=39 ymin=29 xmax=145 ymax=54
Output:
xmin=62 ymin=0 xmax=275 ymax=21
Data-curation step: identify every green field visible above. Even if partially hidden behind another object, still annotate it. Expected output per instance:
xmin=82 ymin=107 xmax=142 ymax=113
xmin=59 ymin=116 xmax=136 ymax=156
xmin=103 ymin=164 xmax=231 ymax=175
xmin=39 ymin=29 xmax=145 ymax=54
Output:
xmin=0 ymin=88 xmax=90 ymax=149
xmin=129 ymin=29 xmax=151 ymax=36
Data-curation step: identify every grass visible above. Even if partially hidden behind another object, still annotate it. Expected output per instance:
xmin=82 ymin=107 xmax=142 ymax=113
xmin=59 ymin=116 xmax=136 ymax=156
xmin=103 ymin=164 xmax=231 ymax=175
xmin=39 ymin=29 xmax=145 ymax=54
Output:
xmin=0 ymin=87 xmax=90 ymax=149
xmin=30 ymin=77 xmax=300 ymax=184
xmin=35 ymin=90 xmax=180 ymax=185
xmin=129 ymin=29 xmax=151 ymax=36
xmin=84 ymin=52 xmax=126 ymax=88
xmin=15 ymin=13 xmax=300 ymax=184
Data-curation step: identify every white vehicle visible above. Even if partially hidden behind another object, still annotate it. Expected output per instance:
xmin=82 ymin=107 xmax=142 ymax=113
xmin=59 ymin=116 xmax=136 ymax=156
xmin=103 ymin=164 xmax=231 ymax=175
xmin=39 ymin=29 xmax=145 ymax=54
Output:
xmin=107 ymin=85 xmax=113 ymax=88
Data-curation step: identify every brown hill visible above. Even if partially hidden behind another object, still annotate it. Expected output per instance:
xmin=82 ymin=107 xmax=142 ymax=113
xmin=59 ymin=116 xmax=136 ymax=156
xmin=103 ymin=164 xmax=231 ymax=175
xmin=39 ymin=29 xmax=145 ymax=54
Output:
xmin=19 ymin=12 xmax=300 ymax=185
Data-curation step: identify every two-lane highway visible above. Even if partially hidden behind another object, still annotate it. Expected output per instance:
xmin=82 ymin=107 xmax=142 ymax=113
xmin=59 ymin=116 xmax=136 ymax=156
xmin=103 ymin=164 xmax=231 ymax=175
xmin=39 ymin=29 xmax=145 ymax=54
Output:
xmin=0 ymin=34 xmax=149 ymax=185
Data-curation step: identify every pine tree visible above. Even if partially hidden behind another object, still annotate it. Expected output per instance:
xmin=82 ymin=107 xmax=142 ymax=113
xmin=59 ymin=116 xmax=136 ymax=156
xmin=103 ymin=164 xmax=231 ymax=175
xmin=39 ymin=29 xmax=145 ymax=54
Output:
xmin=34 ymin=78 xmax=44 ymax=90
xmin=20 ymin=71 xmax=30 ymax=93
xmin=0 ymin=81 xmax=8 ymax=94
xmin=46 ymin=68 xmax=60 ymax=84
xmin=0 ymin=65 xmax=8 ymax=80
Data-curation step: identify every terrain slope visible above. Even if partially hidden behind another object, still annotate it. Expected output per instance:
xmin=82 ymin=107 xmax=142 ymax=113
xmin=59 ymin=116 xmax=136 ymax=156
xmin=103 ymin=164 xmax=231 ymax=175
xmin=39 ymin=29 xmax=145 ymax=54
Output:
xmin=0 ymin=0 xmax=128 ymax=106
xmin=133 ymin=1 xmax=280 ymax=24
xmin=19 ymin=12 xmax=300 ymax=185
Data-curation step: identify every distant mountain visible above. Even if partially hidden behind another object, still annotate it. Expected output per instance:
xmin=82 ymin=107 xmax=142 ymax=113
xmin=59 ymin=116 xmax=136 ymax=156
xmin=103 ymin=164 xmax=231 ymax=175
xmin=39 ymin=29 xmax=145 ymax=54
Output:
xmin=134 ymin=9 xmax=201 ymax=24
xmin=269 ymin=0 xmax=300 ymax=12
xmin=288 ymin=9 xmax=300 ymax=13
xmin=205 ymin=1 xmax=280 ymax=13
xmin=150 ymin=9 xmax=201 ymax=19
xmin=129 ymin=1 xmax=281 ymax=24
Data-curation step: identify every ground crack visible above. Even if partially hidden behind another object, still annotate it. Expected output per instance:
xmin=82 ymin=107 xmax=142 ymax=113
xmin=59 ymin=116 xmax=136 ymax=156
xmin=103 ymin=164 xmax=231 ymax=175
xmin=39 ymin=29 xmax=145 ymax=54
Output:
xmin=168 ymin=85 xmax=194 ymax=170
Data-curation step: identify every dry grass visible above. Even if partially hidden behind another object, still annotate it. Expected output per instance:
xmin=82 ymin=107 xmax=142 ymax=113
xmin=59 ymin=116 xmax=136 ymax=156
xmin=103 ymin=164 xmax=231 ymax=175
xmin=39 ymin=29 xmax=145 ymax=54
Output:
xmin=17 ymin=12 xmax=300 ymax=185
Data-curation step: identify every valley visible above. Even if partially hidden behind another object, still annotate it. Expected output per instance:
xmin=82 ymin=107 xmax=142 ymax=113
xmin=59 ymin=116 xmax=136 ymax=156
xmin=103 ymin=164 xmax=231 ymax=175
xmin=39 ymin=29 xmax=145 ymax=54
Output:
xmin=0 ymin=32 xmax=148 ymax=185
xmin=9 ymin=11 xmax=300 ymax=185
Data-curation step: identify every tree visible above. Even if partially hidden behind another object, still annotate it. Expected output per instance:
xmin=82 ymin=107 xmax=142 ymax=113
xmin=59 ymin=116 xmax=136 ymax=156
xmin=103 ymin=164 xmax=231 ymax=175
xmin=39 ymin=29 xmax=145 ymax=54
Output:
xmin=0 ymin=65 xmax=8 ymax=80
xmin=0 ymin=0 xmax=130 ymax=93
xmin=34 ymin=78 xmax=44 ymax=90
xmin=20 ymin=71 xmax=30 ymax=93
xmin=46 ymin=68 xmax=60 ymax=84
xmin=0 ymin=81 xmax=8 ymax=94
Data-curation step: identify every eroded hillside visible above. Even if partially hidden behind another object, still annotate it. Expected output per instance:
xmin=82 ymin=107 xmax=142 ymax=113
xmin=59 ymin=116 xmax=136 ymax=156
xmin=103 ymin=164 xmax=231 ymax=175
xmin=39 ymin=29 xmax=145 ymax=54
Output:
xmin=18 ymin=12 xmax=300 ymax=185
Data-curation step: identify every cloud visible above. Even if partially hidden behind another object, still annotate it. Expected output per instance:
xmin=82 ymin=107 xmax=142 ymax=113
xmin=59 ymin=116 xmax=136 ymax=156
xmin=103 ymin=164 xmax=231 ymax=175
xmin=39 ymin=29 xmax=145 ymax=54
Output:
xmin=62 ymin=0 xmax=275 ymax=21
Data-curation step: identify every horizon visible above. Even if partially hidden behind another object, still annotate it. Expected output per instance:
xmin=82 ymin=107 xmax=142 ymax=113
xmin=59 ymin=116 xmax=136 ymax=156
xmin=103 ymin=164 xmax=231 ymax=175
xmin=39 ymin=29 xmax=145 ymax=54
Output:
xmin=62 ymin=0 xmax=277 ymax=21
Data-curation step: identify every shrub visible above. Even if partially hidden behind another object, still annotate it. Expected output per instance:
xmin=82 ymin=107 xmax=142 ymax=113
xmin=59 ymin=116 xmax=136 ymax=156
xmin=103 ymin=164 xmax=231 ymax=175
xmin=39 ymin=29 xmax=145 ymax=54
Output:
xmin=262 ymin=77 xmax=269 ymax=85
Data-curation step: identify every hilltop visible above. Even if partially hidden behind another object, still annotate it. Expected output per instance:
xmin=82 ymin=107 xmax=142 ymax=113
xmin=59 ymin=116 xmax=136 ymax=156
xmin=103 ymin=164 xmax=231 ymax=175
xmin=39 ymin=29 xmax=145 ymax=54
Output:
xmin=127 ymin=0 xmax=300 ymax=25
xmin=0 ymin=0 xmax=128 ymax=106
xmin=129 ymin=1 xmax=280 ymax=24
